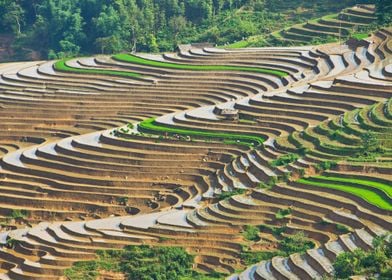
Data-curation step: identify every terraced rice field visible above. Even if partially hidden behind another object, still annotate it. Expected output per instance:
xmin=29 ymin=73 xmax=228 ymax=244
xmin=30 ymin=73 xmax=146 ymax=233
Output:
xmin=232 ymin=4 xmax=377 ymax=48
xmin=0 ymin=9 xmax=390 ymax=280
xmin=271 ymin=4 xmax=377 ymax=45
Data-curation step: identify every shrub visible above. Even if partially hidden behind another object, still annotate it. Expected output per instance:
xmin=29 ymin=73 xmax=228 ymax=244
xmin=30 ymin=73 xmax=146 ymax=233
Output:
xmin=314 ymin=160 xmax=337 ymax=172
xmin=334 ymin=249 xmax=367 ymax=279
xmin=335 ymin=223 xmax=350 ymax=234
xmin=242 ymin=225 xmax=261 ymax=242
xmin=279 ymin=231 xmax=315 ymax=255
xmin=9 ymin=209 xmax=28 ymax=219
xmin=267 ymin=176 xmax=278 ymax=186
xmin=6 ymin=238 xmax=19 ymax=249
xmin=216 ymin=188 xmax=246 ymax=201
xmin=275 ymin=208 xmax=292 ymax=220
xmin=333 ymin=234 xmax=392 ymax=278
xmin=113 ymin=54 xmax=289 ymax=77
xmin=259 ymin=224 xmax=287 ymax=237
xmin=116 ymin=197 xmax=128 ymax=206
xmin=297 ymin=146 xmax=308 ymax=156
xmin=240 ymin=250 xmax=281 ymax=265
xmin=270 ymin=153 xmax=299 ymax=167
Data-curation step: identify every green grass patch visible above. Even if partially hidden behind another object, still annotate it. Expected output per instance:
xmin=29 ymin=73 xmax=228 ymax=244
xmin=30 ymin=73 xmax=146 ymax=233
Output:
xmin=54 ymin=59 xmax=141 ymax=78
xmin=298 ymin=177 xmax=392 ymax=211
xmin=351 ymin=33 xmax=369 ymax=40
xmin=138 ymin=118 xmax=265 ymax=147
xmin=113 ymin=53 xmax=288 ymax=78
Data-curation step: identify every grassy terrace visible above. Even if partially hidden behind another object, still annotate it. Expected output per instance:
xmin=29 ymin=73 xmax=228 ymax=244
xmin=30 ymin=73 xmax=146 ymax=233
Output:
xmin=137 ymin=118 xmax=265 ymax=147
xmin=298 ymin=176 xmax=392 ymax=211
xmin=54 ymin=59 xmax=141 ymax=78
xmin=112 ymin=53 xmax=289 ymax=77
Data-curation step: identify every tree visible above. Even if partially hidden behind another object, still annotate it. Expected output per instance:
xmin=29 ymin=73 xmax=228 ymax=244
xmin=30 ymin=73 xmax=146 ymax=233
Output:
xmin=334 ymin=249 xmax=367 ymax=278
xmin=375 ymin=0 xmax=392 ymax=25
xmin=1 ymin=1 xmax=24 ymax=34
xmin=279 ymin=231 xmax=314 ymax=255
xmin=169 ymin=15 xmax=187 ymax=42
xmin=333 ymin=234 xmax=392 ymax=279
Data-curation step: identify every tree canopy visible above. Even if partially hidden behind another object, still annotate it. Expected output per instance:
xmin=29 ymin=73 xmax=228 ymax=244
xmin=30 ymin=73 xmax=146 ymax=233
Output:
xmin=0 ymin=0 xmax=384 ymax=60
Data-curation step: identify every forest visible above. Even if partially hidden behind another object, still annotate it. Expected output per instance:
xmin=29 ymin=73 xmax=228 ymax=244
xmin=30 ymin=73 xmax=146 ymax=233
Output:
xmin=0 ymin=0 xmax=390 ymax=60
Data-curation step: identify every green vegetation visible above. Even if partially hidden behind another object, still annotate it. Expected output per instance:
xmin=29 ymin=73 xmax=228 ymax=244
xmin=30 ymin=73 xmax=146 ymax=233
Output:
xmin=315 ymin=176 xmax=392 ymax=198
xmin=216 ymin=188 xmax=246 ymax=201
xmin=240 ymin=231 xmax=315 ymax=265
xmin=137 ymin=118 xmax=265 ymax=147
xmin=270 ymin=153 xmax=299 ymax=167
xmin=259 ymin=225 xmax=287 ymax=237
xmin=9 ymin=209 xmax=28 ymax=219
xmin=275 ymin=208 xmax=292 ymax=220
xmin=314 ymin=160 xmax=337 ymax=172
xmin=53 ymin=59 xmax=141 ymax=78
xmin=0 ymin=0 xmax=371 ymax=61
xmin=375 ymin=0 xmax=392 ymax=26
xmin=333 ymin=234 xmax=391 ymax=279
xmin=279 ymin=231 xmax=315 ymax=255
xmin=242 ymin=225 xmax=261 ymax=241
xmin=335 ymin=223 xmax=351 ymax=234
xmin=298 ymin=176 xmax=392 ymax=211
xmin=115 ymin=197 xmax=129 ymax=206
xmin=351 ymin=33 xmax=369 ymax=40
xmin=113 ymin=53 xmax=288 ymax=77
xmin=240 ymin=250 xmax=281 ymax=266
xmin=5 ymin=238 xmax=19 ymax=249
xmin=64 ymin=245 xmax=223 ymax=280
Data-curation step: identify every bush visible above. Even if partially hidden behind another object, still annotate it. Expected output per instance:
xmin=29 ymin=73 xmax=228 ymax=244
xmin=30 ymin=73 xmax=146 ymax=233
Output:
xmin=335 ymin=223 xmax=350 ymax=234
xmin=242 ymin=225 xmax=261 ymax=242
xmin=9 ymin=209 xmax=28 ymax=219
xmin=270 ymin=153 xmax=299 ymax=167
xmin=240 ymin=250 xmax=281 ymax=265
xmin=314 ymin=160 xmax=337 ymax=172
xmin=279 ymin=232 xmax=315 ymax=255
xmin=267 ymin=176 xmax=278 ymax=187
xmin=114 ymin=54 xmax=288 ymax=77
xmin=333 ymin=234 xmax=391 ymax=279
xmin=334 ymin=249 xmax=367 ymax=279
xmin=259 ymin=224 xmax=287 ymax=237
xmin=275 ymin=208 xmax=292 ymax=220
xmin=216 ymin=188 xmax=246 ymax=201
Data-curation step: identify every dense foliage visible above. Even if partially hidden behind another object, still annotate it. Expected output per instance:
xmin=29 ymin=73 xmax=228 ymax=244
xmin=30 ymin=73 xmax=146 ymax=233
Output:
xmin=375 ymin=0 xmax=392 ymax=25
xmin=64 ymin=245 xmax=222 ymax=280
xmin=240 ymin=231 xmax=315 ymax=265
xmin=0 ymin=0 xmax=376 ymax=60
xmin=333 ymin=234 xmax=391 ymax=279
